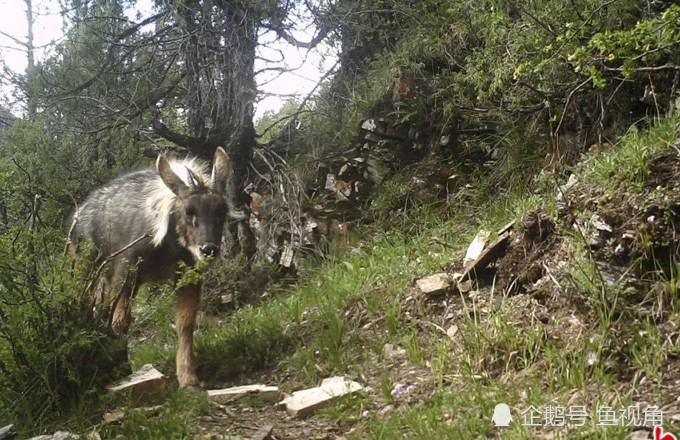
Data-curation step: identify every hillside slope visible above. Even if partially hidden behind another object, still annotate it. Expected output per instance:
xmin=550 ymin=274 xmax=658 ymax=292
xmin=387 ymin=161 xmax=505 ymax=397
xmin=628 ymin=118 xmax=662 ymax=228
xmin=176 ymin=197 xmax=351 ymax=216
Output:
xmin=88 ymin=118 xmax=680 ymax=439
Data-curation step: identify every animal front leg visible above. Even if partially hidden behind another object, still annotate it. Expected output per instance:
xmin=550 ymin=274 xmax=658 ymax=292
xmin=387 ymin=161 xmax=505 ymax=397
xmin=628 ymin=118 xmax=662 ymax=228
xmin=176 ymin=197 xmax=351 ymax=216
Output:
xmin=175 ymin=283 xmax=201 ymax=388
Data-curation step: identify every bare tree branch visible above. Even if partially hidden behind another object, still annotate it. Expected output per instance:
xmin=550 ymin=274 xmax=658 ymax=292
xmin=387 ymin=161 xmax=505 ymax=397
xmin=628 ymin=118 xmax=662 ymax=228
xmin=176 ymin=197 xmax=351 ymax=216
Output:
xmin=0 ymin=31 xmax=28 ymax=48
xmin=605 ymin=64 xmax=680 ymax=73
xmin=257 ymin=58 xmax=339 ymax=140
xmin=270 ymin=26 xmax=329 ymax=49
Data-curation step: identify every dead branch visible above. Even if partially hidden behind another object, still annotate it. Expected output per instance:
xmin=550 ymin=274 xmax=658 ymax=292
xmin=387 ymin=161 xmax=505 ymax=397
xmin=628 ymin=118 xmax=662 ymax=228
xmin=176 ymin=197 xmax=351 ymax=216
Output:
xmin=604 ymin=64 xmax=680 ymax=73
xmin=554 ymin=77 xmax=591 ymax=136
xmin=82 ymin=234 xmax=150 ymax=294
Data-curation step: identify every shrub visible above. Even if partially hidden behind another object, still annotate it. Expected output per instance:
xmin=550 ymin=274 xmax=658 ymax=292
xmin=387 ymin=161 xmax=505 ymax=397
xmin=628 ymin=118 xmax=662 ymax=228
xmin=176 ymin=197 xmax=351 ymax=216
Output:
xmin=0 ymin=228 xmax=125 ymax=432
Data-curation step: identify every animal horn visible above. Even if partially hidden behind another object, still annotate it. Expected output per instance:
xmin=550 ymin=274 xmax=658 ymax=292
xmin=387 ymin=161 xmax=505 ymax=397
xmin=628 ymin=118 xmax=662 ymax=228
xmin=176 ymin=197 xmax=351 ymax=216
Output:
xmin=185 ymin=166 xmax=198 ymax=191
xmin=209 ymin=165 xmax=217 ymax=192
xmin=208 ymin=165 xmax=219 ymax=192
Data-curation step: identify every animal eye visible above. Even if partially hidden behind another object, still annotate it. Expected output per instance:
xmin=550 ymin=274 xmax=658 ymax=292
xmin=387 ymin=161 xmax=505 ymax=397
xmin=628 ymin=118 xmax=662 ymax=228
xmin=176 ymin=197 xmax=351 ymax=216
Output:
xmin=185 ymin=207 xmax=196 ymax=217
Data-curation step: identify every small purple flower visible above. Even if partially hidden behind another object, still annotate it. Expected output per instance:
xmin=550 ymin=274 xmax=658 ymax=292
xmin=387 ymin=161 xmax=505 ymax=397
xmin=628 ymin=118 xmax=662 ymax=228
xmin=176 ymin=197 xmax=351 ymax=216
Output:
xmin=391 ymin=382 xmax=415 ymax=399
xmin=390 ymin=382 xmax=404 ymax=398
xmin=361 ymin=410 xmax=370 ymax=418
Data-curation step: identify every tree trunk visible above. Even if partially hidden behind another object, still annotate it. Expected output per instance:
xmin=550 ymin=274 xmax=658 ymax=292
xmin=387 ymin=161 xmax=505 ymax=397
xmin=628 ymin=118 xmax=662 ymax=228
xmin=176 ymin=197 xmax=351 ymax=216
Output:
xmin=24 ymin=0 xmax=36 ymax=118
xmin=153 ymin=0 xmax=259 ymax=259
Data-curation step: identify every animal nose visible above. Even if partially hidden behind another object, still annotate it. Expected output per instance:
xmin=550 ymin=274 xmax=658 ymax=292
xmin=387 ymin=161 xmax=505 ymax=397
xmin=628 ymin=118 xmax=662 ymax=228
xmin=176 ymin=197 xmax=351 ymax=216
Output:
xmin=199 ymin=243 xmax=219 ymax=258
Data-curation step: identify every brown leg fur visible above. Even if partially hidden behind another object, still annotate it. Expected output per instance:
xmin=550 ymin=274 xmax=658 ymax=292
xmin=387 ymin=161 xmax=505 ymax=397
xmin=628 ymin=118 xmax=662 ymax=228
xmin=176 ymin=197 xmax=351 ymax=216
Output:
xmin=175 ymin=283 xmax=201 ymax=388
xmin=111 ymin=294 xmax=132 ymax=334
xmin=108 ymin=267 xmax=139 ymax=335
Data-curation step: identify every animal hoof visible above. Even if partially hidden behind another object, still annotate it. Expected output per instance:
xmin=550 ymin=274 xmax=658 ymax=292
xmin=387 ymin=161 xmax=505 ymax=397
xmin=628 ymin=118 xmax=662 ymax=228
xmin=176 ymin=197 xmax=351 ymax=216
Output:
xmin=182 ymin=384 xmax=204 ymax=393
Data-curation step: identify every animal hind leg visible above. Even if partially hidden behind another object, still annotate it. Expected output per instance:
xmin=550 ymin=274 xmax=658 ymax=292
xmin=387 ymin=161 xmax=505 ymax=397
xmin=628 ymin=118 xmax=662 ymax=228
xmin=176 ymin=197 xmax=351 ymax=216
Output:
xmin=111 ymin=293 xmax=132 ymax=334
xmin=109 ymin=271 xmax=139 ymax=335
xmin=175 ymin=282 xmax=201 ymax=388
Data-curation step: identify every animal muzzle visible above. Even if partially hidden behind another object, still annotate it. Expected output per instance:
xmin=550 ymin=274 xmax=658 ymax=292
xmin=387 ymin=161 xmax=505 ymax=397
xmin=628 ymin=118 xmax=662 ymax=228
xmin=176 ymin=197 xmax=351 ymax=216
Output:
xmin=199 ymin=243 xmax=220 ymax=258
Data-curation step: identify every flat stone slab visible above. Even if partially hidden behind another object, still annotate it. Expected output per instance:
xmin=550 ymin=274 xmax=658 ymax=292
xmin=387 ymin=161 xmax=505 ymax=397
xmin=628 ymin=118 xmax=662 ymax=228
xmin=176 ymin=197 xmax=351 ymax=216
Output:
xmin=27 ymin=432 xmax=79 ymax=440
xmin=415 ymin=273 xmax=451 ymax=296
xmin=102 ymin=405 xmax=163 ymax=424
xmin=497 ymin=220 xmax=515 ymax=236
xmin=207 ymin=384 xmax=281 ymax=404
xmin=106 ymin=364 xmax=166 ymax=400
xmin=0 ymin=425 xmax=16 ymax=440
xmin=279 ymin=376 xmax=364 ymax=417
xmin=460 ymin=232 xmax=511 ymax=282
xmin=463 ymin=230 xmax=490 ymax=266
xmin=249 ymin=424 xmax=274 ymax=440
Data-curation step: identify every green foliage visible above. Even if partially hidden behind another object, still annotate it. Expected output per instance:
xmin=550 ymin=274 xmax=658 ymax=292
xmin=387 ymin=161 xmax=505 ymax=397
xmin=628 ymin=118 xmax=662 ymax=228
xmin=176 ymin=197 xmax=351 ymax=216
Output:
xmin=300 ymin=0 xmax=670 ymax=195
xmin=0 ymin=117 xmax=139 ymax=432
xmin=583 ymin=117 xmax=677 ymax=190
xmin=572 ymin=4 xmax=680 ymax=81
xmin=1 ymin=118 xmax=144 ymax=232
xmin=1 ymin=0 xmax=679 ymax=436
xmin=101 ymin=390 xmax=209 ymax=439
xmin=255 ymin=99 xmax=302 ymax=144
xmin=0 ymin=229 xmax=119 ymax=432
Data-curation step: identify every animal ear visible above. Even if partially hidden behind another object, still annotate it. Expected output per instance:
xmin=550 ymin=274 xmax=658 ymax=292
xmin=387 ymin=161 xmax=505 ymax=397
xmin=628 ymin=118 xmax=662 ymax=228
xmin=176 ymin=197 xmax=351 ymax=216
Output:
xmin=157 ymin=154 xmax=188 ymax=194
xmin=209 ymin=146 xmax=230 ymax=193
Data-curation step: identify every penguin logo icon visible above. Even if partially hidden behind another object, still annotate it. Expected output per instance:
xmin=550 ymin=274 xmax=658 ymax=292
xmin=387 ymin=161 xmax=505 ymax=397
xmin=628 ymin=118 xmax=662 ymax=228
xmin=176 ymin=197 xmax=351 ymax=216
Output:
xmin=491 ymin=403 xmax=513 ymax=427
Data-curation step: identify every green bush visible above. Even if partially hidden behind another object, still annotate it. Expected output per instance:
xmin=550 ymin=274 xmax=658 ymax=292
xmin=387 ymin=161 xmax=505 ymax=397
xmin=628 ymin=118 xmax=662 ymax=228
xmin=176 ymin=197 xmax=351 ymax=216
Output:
xmin=0 ymin=118 xmax=139 ymax=432
xmin=0 ymin=224 xmax=129 ymax=432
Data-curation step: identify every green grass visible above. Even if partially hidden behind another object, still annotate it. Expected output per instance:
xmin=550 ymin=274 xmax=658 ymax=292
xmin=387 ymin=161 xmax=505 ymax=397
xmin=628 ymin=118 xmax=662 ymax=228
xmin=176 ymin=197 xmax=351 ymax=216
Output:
xmin=115 ymin=117 xmax=680 ymax=439
xmin=583 ymin=118 xmax=677 ymax=190
xmin=100 ymin=390 xmax=210 ymax=439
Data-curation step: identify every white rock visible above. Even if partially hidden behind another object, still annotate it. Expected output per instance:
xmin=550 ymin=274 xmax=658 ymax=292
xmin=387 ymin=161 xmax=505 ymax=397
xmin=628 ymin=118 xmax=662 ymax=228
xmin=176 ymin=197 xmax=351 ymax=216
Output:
xmin=556 ymin=174 xmax=578 ymax=200
xmin=463 ymin=230 xmax=490 ymax=266
xmin=324 ymin=173 xmax=336 ymax=191
xmin=27 ymin=432 xmax=79 ymax=440
xmin=279 ymin=376 xmax=364 ymax=417
xmin=446 ymin=324 xmax=458 ymax=340
xmin=361 ymin=119 xmax=377 ymax=132
xmin=614 ymin=244 xmax=625 ymax=255
xmin=415 ymin=273 xmax=451 ymax=296
xmin=102 ymin=409 xmax=125 ymax=423
xmin=280 ymin=244 xmax=294 ymax=268
xmin=207 ymin=384 xmax=281 ymax=403
xmin=590 ymin=214 xmax=612 ymax=232
xmin=457 ymin=279 xmax=473 ymax=293
xmin=497 ymin=220 xmax=515 ymax=236
xmin=630 ymin=430 xmax=650 ymax=440
xmin=106 ymin=364 xmax=166 ymax=398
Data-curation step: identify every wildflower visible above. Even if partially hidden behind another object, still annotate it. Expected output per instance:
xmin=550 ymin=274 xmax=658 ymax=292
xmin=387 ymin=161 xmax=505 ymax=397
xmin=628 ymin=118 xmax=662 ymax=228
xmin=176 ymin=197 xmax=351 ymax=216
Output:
xmin=390 ymin=382 xmax=404 ymax=398
xmin=391 ymin=382 xmax=416 ymax=400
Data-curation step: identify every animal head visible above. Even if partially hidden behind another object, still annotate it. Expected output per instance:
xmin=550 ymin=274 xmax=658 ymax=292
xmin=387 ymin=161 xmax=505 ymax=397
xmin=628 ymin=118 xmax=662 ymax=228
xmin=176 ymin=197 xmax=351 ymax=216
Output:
xmin=156 ymin=147 xmax=231 ymax=262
